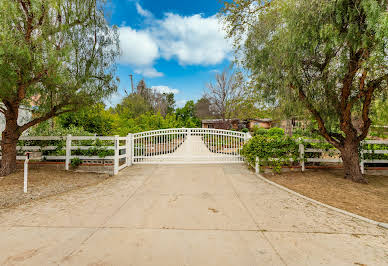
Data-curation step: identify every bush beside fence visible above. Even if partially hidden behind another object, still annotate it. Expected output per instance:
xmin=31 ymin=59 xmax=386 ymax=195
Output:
xmin=242 ymin=135 xmax=388 ymax=173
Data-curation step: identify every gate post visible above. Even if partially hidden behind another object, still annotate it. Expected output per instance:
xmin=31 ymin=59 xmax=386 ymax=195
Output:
xmin=126 ymin=133 xmax=132 ymax=166
xmin=65 ymin=134 xmax=72 ymax=171
xmin=114 ymin=135 xmax=119 ymax=175
xmin=299 ymin=142 xmax=305 ymax=172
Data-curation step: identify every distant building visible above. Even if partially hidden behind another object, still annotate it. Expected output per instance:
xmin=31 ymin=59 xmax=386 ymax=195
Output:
xmin=202 ymin=119 xmax=240 ymax=130
xmin=202 ymin=118 xmax=272 ymax=131
xmin=247 ymin=118 xmax=272 ymax=130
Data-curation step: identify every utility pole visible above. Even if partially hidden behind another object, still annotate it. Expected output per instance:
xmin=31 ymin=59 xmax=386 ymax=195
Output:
xmin=129 ymin=74 xmax=134 ymax=93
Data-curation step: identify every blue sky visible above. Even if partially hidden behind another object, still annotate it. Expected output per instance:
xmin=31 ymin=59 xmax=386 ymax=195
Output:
xmin=106 ymin=0 xmax=232 ymax=107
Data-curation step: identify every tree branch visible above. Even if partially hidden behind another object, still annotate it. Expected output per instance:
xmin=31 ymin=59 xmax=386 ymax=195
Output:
xmin=357 ymin=74 xmax=388 ymax=141
xmin=18 ymin=107 xmax=72 ymax=133
xmin=292 ymin=84 xmax=342 ymax=148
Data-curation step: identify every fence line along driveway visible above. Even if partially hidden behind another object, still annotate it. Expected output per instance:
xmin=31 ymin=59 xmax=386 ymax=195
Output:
xmin=0 ymin=164 xmax=387 ymax=265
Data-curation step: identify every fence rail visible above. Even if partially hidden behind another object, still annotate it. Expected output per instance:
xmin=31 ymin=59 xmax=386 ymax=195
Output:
xmin=255 ymin=139 xmax=388 ymax=173
xmin=0 ymin=134 xmax=133 ymax=175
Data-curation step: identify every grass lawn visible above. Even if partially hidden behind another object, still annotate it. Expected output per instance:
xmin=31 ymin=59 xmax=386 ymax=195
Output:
xmin=263 ymin=169 xmax=388 ymax=223
xmin=0 ymin=167 xmax=110 ymax=209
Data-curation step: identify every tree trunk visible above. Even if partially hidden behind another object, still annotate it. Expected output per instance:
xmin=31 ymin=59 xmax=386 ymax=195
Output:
xmin=340 ymin=139 xmax=367 ymax=184
xmin=0 ymin=109 xmax=20 ymax=177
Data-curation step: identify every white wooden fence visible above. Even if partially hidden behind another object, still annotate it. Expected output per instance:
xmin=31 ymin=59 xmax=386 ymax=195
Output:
xmin=255 ymin=139 xmax=388 ymax=174
xmin=0 ymin=134 xmax=133 ymax=175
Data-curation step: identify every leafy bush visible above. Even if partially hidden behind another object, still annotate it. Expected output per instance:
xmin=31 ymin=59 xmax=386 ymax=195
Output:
xmin=253 ymin=128 xmax=268 ymax=136
xmin=241 ymin=128 xmax=249 ymax=133
xmin=28 ymin=120 xmax=93 ymax=137
xmin=241 ymin=135 xmax=299 ymax=172
xmin=70 ymin=157 xmax=82 ymax=168
xmin=267 ymin=127 xmax=285 ymax=136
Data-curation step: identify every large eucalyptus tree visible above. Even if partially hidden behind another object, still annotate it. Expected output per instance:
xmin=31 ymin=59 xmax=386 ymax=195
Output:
xmin=221 ymin=0 xmax=388 ymax=183
xmin=0 ymin=0 xmax=119 ymax=176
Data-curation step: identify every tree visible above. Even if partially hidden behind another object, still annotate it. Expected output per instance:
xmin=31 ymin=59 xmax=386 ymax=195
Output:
xmin=115 ymin=94 xmax=152 ymax=118
xmin=204 ymin=67 xmax=244 ymax=123
xmin=175 ymin=101 xmax=201 ymax=128
xmin=194 ymin=96 xmax=214 ymax=119
xmin=133 ymin=79 xmax=176 ymax=116
xmin=165 ymin=93 xmax=176 ymax=115
xmin=222 ymin=0 xmax=388 ymax=183
xmin=0 ymin=0 xmax=119 ymax=176
xmin=58 ymin=103 xmax=117 ymax=136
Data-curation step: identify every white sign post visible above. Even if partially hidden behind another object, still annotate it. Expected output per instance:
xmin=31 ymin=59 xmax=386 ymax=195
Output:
xmin=24 ymin=152 xmax=31 ymax=193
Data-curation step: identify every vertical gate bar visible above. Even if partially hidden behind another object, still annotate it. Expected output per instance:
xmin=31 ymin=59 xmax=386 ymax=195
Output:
xmin=114 ymin=135 xmax=119 ymax=175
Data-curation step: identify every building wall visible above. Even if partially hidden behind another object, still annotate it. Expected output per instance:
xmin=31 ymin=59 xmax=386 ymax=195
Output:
xmin=249 ymin=121 xmax=271 ymax=129
xmin=202 ymin=122 xmax=230 ymax=130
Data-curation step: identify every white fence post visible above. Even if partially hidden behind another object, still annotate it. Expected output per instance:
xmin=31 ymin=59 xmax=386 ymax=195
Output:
xmin=114 ymin=135 xmax=119 ymax=175
xmin=299 ymin=143 xmax=305 ymax=172
xmin=24 ymin=153 xmax=30 ymax=193
xmin=65 ymin=134 xmax=72 ymax=170
xmin=360 ymin=141 xmax=365 ymax=174
xmin=126 ymin=133 xmax=132 ymax=166
xmin=255 ymin=157 xmax=260 ymax=174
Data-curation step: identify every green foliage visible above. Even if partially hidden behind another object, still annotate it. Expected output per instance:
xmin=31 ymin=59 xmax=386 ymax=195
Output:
xmin=175 ymin=101 xmax=201 ymax=128
xmin=0 ymin=0 xmax=119 ymax=133
xmin=58 ymin=103 xmax=116 ymax=136
xmin=70 ymin=158 xmax=82 ymax=169
xmin=222 ymin=0 xmax=388 ymax=146
xmin=371 ymin=98 xmax=388 ymax=126
xmin=241 ymin=128 xmax=249 ymax=133
xmin=362 ymin=143 xmax=388 ymax=160
xmin=252 ymin=127 xmax=285 ymax=136
xmin=241 ymin=135 xmax=299 ymax=173
xmin=252 ymin=127 xmax=267 ymax=136
xmin=267 ymin=127 xmax=285 ymax=136
xmin=28 ymin=121 xmax=92 ymax=137
xmin=115 ymin=93 xmax=152 ymax=118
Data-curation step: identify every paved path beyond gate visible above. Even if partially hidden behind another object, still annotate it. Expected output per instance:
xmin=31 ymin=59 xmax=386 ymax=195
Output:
xmin=132 ymin=128 xmax=248 ymax=164
xmin=0 ymin=164 xmax=387 ymax=265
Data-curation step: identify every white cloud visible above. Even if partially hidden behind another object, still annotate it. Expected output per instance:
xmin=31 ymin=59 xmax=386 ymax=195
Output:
xmin=135 ymin=3 xmax=152 ymax=18
xmin=118 ymin=27 xmax=158 ymax=66
xmin=154 ymin=14 xmax=232 ymax=65
xmin=118 ymin=26 xmax=162 ymax=78
xmin=117 ymin=5 xmax=232 ymax=76
xmin=151 ymin=86 xmax=179 ymax=94
xmin=176 ymin=99 xmax=188 ymax=108
xmin=135 ymin=67 xmax=163 ymax=78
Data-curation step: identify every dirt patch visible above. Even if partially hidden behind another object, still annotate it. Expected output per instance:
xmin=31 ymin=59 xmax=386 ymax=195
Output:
xmin=263 ymin=169 xmax=388 ymax=223
xmin=0 ymin=167 xmax=110 ymax=209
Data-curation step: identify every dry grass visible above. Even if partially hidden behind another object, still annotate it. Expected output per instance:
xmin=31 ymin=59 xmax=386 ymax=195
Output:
xmin=0 ymin=167 xmax=110 ymax=209
xmin=263 ymin=169 xmax=388 ymax=223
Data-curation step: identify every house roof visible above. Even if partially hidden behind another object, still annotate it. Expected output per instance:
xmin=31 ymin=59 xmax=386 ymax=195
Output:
xmin=202 ymin=118 xmax=273 ymax=123
xmin=202 ymin=119 xmax=239 ymax=123
xmin=249 ymin=118 xmax=272 ymax=122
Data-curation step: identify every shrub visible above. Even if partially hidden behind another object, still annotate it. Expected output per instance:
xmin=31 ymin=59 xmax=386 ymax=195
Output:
xmin=241 ymin=135 xmax=299 ymax=173
xmin=254 ymin=128 xmax=268 ymax=136
xmin=241 ymin=128 xmax=249 ymax=133
xmin=267 ymin=127 xmax=285 ymax=136
xmin=70 ymin=157 xmax=82 ymax=169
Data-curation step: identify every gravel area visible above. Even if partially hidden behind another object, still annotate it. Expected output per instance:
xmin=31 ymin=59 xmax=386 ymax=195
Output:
xmin=264 ymin=169 xmax=388 ymax=223
xmin=0 ymin=166 xmax=110 ymax=209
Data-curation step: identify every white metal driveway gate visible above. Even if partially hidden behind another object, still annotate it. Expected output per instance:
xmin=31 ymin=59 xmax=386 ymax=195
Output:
xmin=132 ymin=128 xmax=249 ymax=164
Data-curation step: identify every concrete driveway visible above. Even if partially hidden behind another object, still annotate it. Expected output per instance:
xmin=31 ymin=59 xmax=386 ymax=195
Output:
xmin=0 ymin=164 xmax=387 ymax=265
